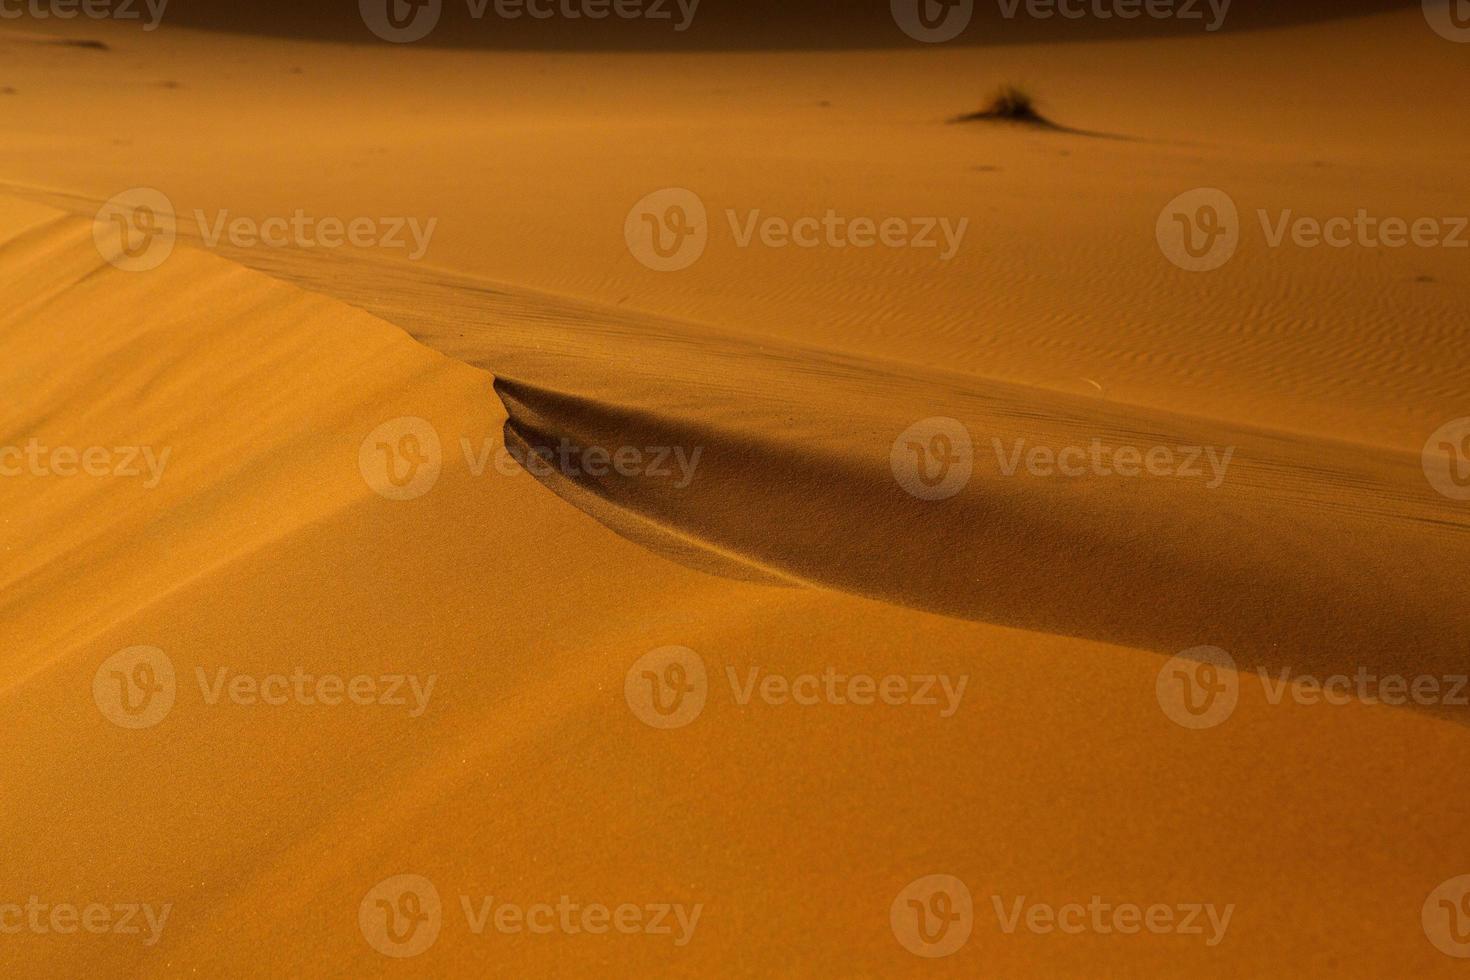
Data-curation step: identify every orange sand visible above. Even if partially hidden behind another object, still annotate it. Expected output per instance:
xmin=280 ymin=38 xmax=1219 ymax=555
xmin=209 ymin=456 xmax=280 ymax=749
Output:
xmin=2 ymin=5 xmax=1468 ymax=976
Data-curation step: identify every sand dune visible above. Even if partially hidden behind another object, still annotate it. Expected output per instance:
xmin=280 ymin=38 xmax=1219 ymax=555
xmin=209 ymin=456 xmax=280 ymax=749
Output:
xmin=4 ymin=4 xmax=1470 ymax=977
xmin=5 ymin=197 xmax=1470 ymax=978
xmin=145 ymin=0 xmax=1416 ymax=48
xmin=4 ymin=8 xmax=1465 ymax=449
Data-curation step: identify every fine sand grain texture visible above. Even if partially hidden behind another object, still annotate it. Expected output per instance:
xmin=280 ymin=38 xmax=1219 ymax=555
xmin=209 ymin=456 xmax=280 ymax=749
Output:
xmin=2 ymin=3 xmax=1469 ymax=976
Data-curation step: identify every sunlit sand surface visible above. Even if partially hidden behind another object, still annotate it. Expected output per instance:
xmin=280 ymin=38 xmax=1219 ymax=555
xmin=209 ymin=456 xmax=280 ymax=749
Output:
xmin=2 ymin=4 xmax=1469 ymax=975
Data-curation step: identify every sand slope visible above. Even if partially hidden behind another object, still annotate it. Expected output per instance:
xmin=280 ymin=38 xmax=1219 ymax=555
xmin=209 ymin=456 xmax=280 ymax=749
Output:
xmin=3 ymin=8 xmax=1466 ymax=449
xmin=3 ymin=5 xmax=1470 ymax=977
xmin=3 ymin=203 xmax=1470 ymax=977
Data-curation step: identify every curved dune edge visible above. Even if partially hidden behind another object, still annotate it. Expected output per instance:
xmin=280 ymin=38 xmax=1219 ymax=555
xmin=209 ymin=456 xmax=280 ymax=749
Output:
xmin=6 ymin=7 xmax=1469 ymax=461
xmin=73 ymin=0 xmax=1417 ymax=50
xmin=7 ymin=170 xmax=1455 ymax=460
xmin=19 ymin=186 xmax=1467 ymax=706
xmin=493 ymin=373 xmax=1470 ymax=719
xmin=5 ymin=5 xmax=1470 ymax=971
xmin=13 ymin=190 xmax=1466 ymax=717
xmin=6 ymin=199 xmax=1470 ymax=979
xmin=133 ymin=200 xmax=1467 ymax=711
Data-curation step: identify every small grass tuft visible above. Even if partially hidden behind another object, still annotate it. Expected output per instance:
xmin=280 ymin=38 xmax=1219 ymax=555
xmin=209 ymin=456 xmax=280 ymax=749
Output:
xmin=952 ymin=84 xmax=1052 ymax=126
xmin=984 ymin=84 xmax=1040 ymax=121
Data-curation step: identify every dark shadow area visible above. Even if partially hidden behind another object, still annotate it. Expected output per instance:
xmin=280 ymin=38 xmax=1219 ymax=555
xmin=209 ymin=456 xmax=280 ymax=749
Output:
xmin=949 ymin=87 xmax=1140 ymax=139
xmin=146 ymin=0 xmax=1415 ymax=50
xmin=495 ymin=373 xmax=1470 ymax=726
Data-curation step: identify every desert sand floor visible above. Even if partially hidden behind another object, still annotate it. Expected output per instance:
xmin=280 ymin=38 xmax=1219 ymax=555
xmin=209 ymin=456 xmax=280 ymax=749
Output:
xmin=2 ymin=6 xmax=1469 ymax=977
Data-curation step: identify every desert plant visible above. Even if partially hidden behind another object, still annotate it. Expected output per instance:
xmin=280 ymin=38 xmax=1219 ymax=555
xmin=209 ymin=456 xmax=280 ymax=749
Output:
xmin=981 ymin=84 xmax=1040 ymax=121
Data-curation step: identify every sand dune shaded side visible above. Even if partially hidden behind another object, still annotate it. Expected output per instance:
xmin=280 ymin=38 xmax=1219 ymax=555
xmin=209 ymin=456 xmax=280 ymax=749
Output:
xmin=29 ymin=188 xmax=1453 ymax=717
xmin=4 ymin=203 xmax=1470 ymax=978
xmin=151 ymin=223 xmax=1467 ymax=713
xmin=494 ymin=370 xmax=1470 ymax=719
xmin=172 ymin=0 xmax=1418 ymax=48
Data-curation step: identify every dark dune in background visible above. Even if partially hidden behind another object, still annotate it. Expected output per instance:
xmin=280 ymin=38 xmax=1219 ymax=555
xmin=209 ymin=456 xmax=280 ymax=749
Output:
xmin=153 ymin=0 xmax=1415 ymax=48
